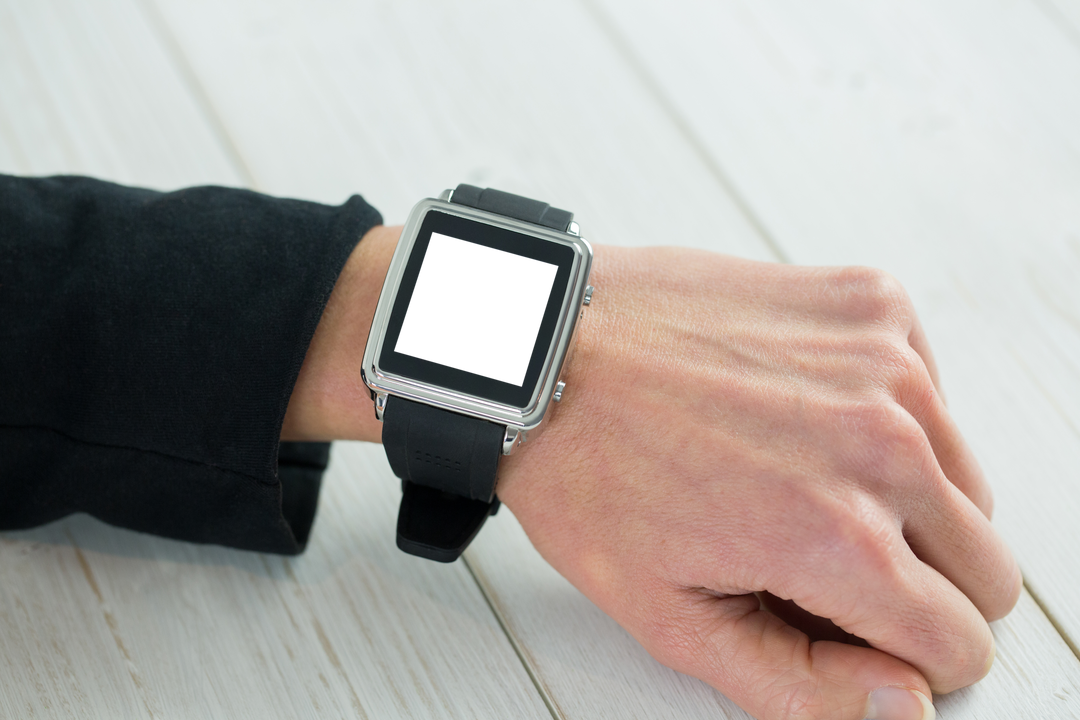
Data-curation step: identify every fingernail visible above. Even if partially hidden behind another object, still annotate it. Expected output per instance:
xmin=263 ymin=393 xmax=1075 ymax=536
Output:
xmin=865 ymin=686 xmax=935 ymax=720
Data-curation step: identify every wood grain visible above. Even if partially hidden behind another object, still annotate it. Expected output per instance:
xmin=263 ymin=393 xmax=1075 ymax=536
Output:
xmin=1 ymin=443 xmax=553 ymax=719
xmin=146 ymin=0 xmax=775 ymax=262
xmin=0 ymin=0 xmax=239 ymax=187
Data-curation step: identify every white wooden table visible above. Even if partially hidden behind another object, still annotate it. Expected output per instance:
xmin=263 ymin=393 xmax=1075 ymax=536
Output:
xmin=2 ymin=1 xmax=1080 ymax=717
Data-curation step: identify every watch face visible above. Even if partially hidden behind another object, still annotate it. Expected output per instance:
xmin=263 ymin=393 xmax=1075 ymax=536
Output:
xmin=379 ymin=210 xmax=576 ymax=408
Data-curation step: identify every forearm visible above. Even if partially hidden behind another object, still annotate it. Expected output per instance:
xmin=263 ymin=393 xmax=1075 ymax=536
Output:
xmin=281 ymin=223 xmax=400 ymax=444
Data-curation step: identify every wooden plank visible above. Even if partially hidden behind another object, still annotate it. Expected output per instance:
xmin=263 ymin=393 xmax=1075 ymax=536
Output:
xmin=0 ymin=533 xmax=147 ymax=719
xmin=0 ymin=0 xmax=238 ymax=186
xmin=150 ymin=0 xmax=1080 ymax=717
xmin=2 ymin=444 xmax=552 ymax=719
xmin=6 ymin=444 xmax=553 ymax=719
xmin=1038 ymin=0 xmax=1080 ymax=47
xmin=0 ymin=1 xmax=551 ymax=717
xmin=147 ymin=0 xmax=774 ymax=262
xmin=584 ymin=0 xmax=1080 ymax=708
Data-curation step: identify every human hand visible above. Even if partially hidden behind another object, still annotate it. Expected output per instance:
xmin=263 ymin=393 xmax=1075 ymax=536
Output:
xmin=496 ymin=246 xmax=1022 ymax=720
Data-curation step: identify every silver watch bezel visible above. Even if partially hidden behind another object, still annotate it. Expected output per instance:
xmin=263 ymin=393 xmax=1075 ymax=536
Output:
xmin=361 ymin=195 xmax=593 ymax=445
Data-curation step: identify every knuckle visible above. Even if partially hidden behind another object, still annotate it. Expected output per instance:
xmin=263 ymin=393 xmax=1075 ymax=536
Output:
xmin=798 ymin=491 xmax=902 ymax=593
xmin=844 ymin=400 xmax=929 ymax=472
xmin=833 ymin=504 xmax=901 ymax=581
xmin=884 ymin=351 xmax=940 ymax=426
xmin=872 ymin=339 xmax=928 ymax=394
xmin=830 ymin=266 xmax=912 ymax=326
xmin=868 ymin=393 xmax=913 ymax=435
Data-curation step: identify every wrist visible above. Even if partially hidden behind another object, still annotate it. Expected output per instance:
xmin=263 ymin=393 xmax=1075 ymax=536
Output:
xmin=281 ymin=224 xmax=402 ymax=443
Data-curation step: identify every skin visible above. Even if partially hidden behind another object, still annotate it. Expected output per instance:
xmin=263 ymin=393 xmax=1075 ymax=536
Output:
xmin=283 ymin=224 xmax=1022 ymax=720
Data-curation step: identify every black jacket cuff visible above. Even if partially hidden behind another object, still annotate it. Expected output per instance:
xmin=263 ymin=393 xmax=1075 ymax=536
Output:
xmin=0 ymin=175 xmax=383 ymax=553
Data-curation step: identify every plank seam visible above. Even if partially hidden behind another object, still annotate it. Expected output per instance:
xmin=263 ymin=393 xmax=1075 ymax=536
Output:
xmin=1031 ymin=0 xmax=1080 ymax=54
xmin=133 ymin=0 xmax=257 ymax=189
xmin=1004 ymin=344 xmax=1080 ymax=442
xmin=1024 ymin=580 xmax=1080 ymax=663
xmin=575 ymin=0 xmax=790 ymax=265
xmin=461 ymin=555 xmax=566 ymax=720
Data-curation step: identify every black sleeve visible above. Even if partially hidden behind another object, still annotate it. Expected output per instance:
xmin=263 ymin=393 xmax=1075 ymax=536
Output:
xmin=0 ymin=174 xmax=383 ymax=554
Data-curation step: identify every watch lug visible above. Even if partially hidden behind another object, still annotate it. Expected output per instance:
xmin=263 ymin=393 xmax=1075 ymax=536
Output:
xmin=552 ymin=381 xmax=566 ymax=402
xmin=375 ymin=392 xmax=388 ymax=421
xmin=438 ymin=188 xmax=454 ymax=202
xmin=567 ymin=220 xmax=580 ymax=236
xmin=502 ymin=426 xmax=527 ymax=455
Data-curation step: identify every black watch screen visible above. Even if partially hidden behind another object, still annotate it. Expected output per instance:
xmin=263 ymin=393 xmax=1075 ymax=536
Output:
xmin=378 ymin=210 xmax=575 ymax=408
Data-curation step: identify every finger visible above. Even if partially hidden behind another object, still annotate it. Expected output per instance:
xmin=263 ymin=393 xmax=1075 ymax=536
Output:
xmin=650 ymin=590 xmax=935 ymax=720
xmin=906 ymin=314 xmax=942 ymax=399
xmin=868 ymin=389 xmax=1017 ymax=619
xmin=757 ymin=591 xmax=869 ymax=646
xmin=893 ymin=346 xmax=995 ymax=519
xmin=902 ymin=467 xmax=1022 ymax=621
xmin=781 ymin=516 xmax=996 ymax=695
xmin=921 ymin=396 xmax=994 ymax=518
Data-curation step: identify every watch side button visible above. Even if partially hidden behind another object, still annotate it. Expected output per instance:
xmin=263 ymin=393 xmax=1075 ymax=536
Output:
xmin=553 ymin=381 xmax=566 ymax=402
xmin=583 ymin=286 xmax=594 ymax=306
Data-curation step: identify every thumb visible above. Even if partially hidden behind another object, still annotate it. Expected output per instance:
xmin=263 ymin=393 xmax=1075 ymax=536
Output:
xmin=645 ymin=591 xmax=936 ymax=720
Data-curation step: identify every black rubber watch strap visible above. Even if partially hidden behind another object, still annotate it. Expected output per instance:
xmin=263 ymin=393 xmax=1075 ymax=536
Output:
xmin=451 ymin=183 xmax=574 ymax=232
xmin=396 ymin=483 xmax=499 ymax=563
xmin=382 ymin=396 xmax=503 ymax=562
xmin=383 ymin=396 xmax=503 ymax=502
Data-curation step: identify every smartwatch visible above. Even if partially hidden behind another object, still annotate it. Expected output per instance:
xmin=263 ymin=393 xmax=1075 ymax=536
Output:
xmin=361 ymin=184 xmax=594 ymax=562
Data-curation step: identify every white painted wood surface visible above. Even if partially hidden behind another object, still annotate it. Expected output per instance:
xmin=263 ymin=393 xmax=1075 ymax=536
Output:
xmin=1040 ymin=0 xmax=1080 ymax=43
xmin=3 ymin=0 xmax=1080 ymax=718
xmin=0 ymin=443 xmax=552 ymax=719
xmin=0 ymin=0 xmax=239 ymax=187
xmin=145 ymin=0 xmax=774 ymax=262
